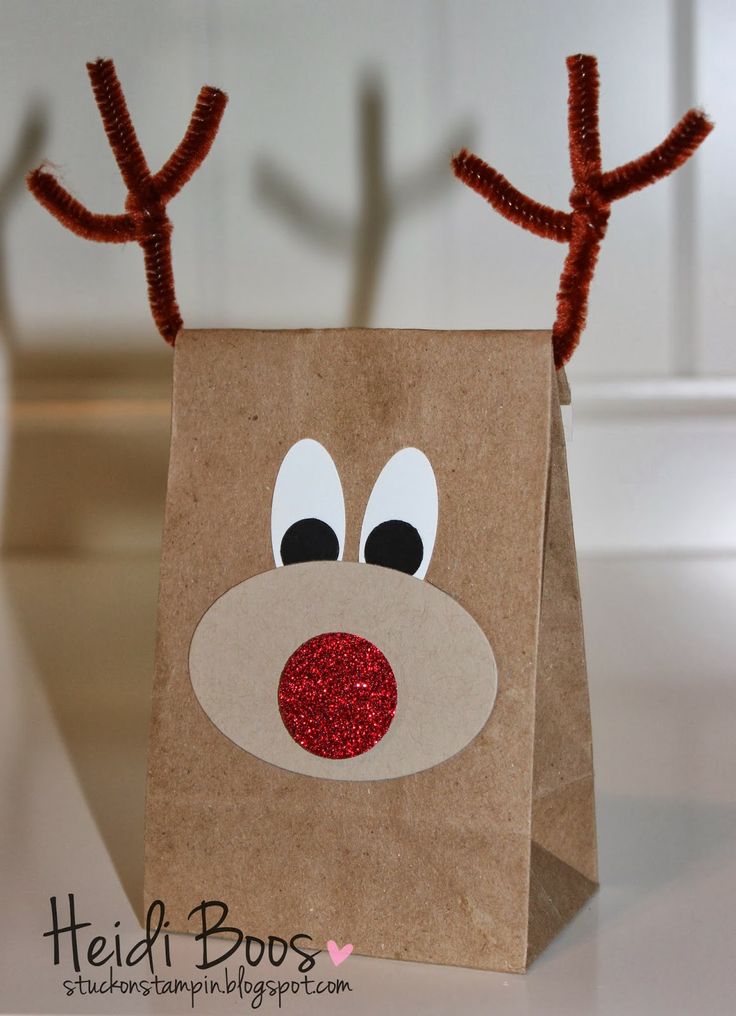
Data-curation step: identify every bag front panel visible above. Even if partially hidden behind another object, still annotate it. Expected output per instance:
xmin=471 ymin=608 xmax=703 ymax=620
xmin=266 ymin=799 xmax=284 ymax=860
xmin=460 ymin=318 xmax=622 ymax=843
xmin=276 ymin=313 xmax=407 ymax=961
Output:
xmin=145 ymin=327 xmax=552 ymax=971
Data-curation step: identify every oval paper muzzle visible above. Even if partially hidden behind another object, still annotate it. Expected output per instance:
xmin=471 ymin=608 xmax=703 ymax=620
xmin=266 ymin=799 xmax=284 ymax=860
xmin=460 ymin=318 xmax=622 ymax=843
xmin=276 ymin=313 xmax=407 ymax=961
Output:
xmin=189 ymin=561 xmax=498 ymax=780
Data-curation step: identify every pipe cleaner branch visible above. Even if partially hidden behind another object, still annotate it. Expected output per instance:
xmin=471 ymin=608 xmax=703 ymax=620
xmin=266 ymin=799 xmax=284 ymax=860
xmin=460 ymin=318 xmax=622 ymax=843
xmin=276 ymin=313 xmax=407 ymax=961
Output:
xmin=26 ymin=169 xmax=136 ymax=242
xmin=26 ymin=58 xmax=228 ymax=345
xmin=154 ymin=86 xmax=229 ymax=202
xmin=452 ymin=54 xmax=713 ymax=368
xmin=86 ymin=59 xmax=152 ymax=197
xmin=599 ymin=108 xmax=713 ymax=203
xmin=567 ymin=54 xmax=602 ymax=183
xmin=452 ymin=149 xmax=571 ymax=242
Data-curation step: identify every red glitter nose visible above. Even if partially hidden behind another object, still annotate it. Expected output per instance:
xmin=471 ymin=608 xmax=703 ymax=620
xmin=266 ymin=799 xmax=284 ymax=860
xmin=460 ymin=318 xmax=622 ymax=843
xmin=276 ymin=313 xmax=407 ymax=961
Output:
xmin=278 ymin=632 xmax=397 ymax=759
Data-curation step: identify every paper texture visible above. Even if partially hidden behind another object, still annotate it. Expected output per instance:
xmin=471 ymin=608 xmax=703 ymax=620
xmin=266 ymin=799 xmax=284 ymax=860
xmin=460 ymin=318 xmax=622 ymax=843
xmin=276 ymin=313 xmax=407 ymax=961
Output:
xmin=144 ymin=328 xmax=597 ymax=972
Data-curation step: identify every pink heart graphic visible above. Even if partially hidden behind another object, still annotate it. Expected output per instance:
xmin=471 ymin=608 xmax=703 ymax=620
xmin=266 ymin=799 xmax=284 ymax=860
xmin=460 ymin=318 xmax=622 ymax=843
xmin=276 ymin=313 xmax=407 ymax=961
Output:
xmin=327 ymin=940 xmax=353 ymax=966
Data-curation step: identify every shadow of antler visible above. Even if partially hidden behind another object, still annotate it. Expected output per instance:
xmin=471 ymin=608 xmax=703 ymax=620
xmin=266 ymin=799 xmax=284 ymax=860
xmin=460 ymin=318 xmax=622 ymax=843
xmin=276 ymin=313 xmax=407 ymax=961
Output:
xmin=0 ymin=103 xmax=47 ymax=355
xmin=255 ymin=73 xmax=474 ymax=327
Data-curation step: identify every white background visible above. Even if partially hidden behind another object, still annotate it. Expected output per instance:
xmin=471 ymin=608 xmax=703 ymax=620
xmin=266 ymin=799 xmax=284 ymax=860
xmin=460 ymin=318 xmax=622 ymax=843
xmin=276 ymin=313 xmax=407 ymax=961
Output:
xmin=0 ymin=0 xmax=731 ymax=373
xmin=0 ymin=0 xmax=734 ymax=554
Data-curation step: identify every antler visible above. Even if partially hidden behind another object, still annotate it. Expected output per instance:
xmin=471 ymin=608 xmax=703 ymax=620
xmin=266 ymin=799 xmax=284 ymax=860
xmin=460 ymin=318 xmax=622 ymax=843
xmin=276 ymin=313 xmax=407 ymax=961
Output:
xmin=27 ymin=59 xmax=228 ymax=345
xmin=453 ymin=54 xmax=712 ymax=367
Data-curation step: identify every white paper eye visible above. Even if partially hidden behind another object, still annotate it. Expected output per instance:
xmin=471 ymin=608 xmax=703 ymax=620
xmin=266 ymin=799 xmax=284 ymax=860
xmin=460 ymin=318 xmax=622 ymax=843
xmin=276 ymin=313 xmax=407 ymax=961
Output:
xmin=271 ymin=439 xmax=345 ymax=567
xmin=359 ymin=448 xmax=438 ymax=580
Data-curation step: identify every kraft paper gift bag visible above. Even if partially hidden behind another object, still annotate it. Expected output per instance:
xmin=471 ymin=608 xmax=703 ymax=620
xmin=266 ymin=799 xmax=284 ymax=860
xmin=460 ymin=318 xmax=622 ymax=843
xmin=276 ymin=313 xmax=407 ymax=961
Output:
xmin=142 ymin=326 xmax=595 ymax=972
xmin=27 ymin=55 xmax=711 ymax=972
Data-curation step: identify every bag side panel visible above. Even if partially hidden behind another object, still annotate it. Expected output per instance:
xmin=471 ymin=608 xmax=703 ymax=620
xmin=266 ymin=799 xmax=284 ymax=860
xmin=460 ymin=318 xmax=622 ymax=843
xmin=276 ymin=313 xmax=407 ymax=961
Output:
xmin=527 ymin=369 xmax=598 ymax=966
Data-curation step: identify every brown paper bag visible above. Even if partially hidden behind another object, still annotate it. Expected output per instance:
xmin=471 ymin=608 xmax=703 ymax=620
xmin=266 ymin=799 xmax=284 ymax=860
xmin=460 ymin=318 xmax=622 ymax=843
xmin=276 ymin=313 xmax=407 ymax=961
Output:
xmin=143 ymin=327 xmax=597 ymax=973
xmin=28 ymin=54 xmax=708 ymax=976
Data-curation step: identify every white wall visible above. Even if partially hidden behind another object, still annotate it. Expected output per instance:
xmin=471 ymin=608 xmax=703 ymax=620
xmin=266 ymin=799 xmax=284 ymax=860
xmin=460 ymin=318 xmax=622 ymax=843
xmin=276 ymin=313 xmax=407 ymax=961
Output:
xmin=0 ymin=0 xmax=734 ymax=554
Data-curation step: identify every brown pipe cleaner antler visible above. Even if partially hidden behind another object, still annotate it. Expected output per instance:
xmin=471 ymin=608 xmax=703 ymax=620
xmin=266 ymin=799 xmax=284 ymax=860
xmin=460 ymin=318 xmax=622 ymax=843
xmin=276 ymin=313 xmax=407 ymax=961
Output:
xmin=453 ymin=54 xmax=712 ymax=368
xmin=27 ymin=59 xmax=228 ymax=345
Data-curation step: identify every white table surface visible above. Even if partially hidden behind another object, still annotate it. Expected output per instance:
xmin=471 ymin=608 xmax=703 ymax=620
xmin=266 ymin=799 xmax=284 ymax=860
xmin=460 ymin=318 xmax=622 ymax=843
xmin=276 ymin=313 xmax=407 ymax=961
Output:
xmin=1 ymin=552 xmax=734 ymax=1016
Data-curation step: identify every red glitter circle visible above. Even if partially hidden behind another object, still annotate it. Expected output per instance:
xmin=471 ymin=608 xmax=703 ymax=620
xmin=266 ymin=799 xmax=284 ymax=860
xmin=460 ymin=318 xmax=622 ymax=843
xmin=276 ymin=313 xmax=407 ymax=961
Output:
xmin=277 ymin=632 xmax=397 ymax=759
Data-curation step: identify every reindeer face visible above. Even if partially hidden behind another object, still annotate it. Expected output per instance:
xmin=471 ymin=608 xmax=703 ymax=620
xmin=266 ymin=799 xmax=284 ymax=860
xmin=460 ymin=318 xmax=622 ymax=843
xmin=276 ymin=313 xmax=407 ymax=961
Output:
xmin=189 ymin=438 xmax=497 ymax=780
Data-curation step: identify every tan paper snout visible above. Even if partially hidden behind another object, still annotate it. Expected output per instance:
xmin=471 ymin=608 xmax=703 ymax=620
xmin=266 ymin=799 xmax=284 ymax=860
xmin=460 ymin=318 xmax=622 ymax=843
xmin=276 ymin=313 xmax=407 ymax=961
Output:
xmin=189 ymin=560 xmax=498 ymax=781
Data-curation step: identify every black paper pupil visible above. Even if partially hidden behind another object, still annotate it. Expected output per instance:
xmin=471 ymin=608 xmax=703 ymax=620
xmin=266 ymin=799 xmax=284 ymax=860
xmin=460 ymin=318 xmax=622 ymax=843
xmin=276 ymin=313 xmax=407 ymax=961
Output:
xmin=280 ymin=518 xmax=339 ymax=565
xmin=364 ymin=520 xmax=424 ymax=576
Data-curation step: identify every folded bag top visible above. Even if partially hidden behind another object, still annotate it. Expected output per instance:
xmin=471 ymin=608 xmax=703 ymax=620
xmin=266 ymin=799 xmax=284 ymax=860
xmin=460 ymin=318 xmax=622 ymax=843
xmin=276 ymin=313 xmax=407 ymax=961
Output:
xmin=27 ymin=55 xmax=711 ymax=972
